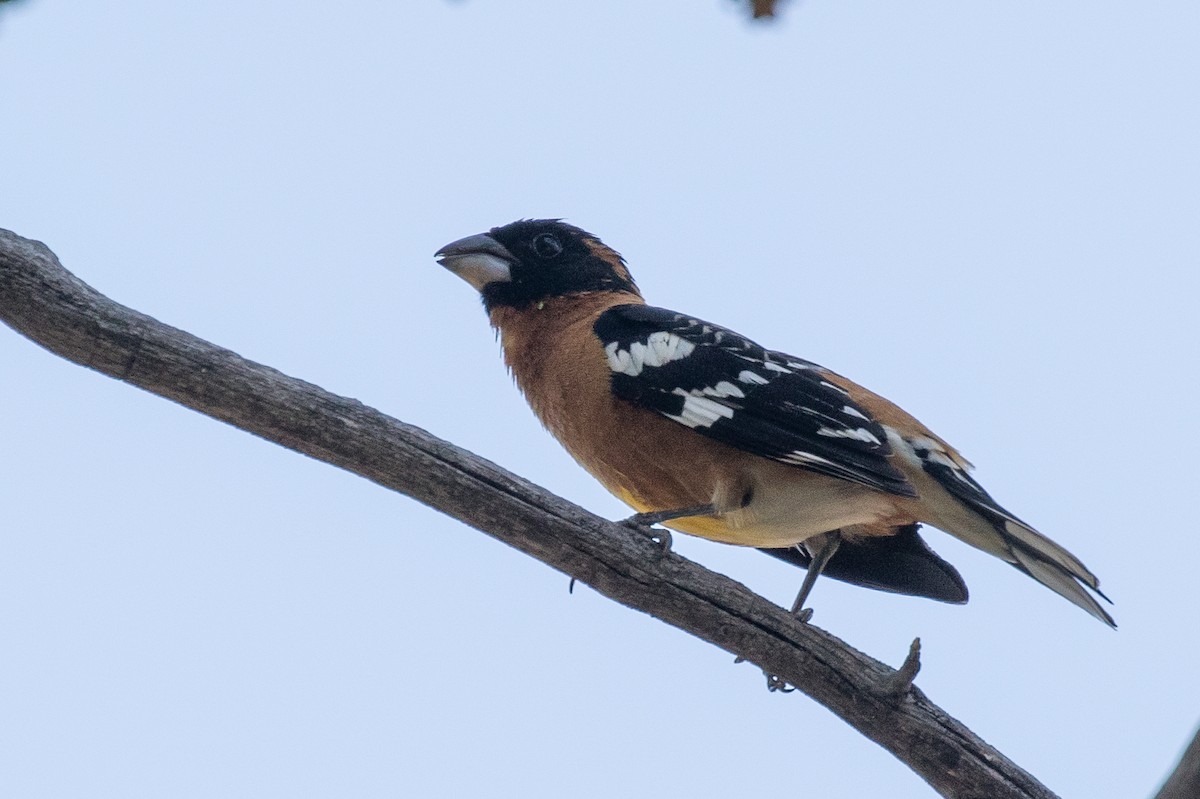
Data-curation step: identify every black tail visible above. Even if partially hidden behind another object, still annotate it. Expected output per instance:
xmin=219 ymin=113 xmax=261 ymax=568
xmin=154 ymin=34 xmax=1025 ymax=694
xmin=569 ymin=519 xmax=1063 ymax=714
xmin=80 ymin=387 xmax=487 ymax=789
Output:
xmin=759 ymin=523 xmax=968 ymax=604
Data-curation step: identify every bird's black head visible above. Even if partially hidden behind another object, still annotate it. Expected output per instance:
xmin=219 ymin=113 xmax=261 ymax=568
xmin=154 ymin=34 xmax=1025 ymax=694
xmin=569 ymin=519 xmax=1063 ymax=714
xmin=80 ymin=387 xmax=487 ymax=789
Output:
xmin=435 ymin=219 xmax=639 ymax=312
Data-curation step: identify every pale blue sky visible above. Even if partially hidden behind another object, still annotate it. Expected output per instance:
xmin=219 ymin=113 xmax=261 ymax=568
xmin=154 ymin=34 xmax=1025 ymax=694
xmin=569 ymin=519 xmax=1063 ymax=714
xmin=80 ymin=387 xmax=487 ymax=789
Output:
xmin=2 ymin=2 xmax=1197 ymax=797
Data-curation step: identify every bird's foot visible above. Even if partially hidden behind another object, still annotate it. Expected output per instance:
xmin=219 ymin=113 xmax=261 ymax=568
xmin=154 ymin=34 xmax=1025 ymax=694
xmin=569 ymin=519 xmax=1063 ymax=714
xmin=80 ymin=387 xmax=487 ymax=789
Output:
xmin=786 ymin=531 xmax=841 ymax=623
xmin=621 ymin=504 xmax=716 ymax=556
xmin=765 ymin=673 xmax=795 ymax=693
xmin=732 ymin=655 xmax=795 ymax=693
xmin=621 ymin=513 xmax=673 ymax=555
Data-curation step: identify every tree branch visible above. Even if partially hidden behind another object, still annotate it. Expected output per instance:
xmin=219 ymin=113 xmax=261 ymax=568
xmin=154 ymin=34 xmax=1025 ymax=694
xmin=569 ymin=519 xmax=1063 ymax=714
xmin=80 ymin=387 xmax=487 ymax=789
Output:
xmin=1155 ymin=725 xmax=1200 ymax=799
xmin=1 ymin=226 xmax=1060 ymax=798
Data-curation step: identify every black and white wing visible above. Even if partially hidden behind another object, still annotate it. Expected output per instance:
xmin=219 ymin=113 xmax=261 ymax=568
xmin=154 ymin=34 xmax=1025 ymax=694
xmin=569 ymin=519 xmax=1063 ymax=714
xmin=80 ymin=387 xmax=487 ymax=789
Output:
xmin=593 ymin=304 xmax=916 ymax=497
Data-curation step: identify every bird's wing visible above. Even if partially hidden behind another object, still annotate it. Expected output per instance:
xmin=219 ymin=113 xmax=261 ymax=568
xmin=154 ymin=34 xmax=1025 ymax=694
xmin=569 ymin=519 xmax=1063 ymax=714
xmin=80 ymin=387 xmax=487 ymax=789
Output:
xmin=593 ymin=304 xmax=916 ymax=497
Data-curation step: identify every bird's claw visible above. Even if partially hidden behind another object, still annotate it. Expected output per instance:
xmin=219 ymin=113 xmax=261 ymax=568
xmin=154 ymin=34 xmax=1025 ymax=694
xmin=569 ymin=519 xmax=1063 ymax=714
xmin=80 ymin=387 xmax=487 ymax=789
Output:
xmin=765 ymin=673 xmax=795 ymax=693
xmin=649 ymin=527 xmax=672 ymax=554
xmin=732 ymin=655 xmax=794 ymax=693
xmin=621 ymin=514 xmax=673 ymax=555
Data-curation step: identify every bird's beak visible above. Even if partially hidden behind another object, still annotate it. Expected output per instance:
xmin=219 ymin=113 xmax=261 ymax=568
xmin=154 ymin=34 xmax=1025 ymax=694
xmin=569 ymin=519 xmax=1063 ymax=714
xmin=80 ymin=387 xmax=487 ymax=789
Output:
xmin=435 ymin=233 xmax=516 ymax=291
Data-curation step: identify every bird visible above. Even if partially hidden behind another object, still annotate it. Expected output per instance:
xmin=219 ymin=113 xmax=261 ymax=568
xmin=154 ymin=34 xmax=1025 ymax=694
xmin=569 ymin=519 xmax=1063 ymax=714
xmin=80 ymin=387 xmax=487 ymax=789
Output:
xmin=435 ymin=219 xmax=1114 ymax=627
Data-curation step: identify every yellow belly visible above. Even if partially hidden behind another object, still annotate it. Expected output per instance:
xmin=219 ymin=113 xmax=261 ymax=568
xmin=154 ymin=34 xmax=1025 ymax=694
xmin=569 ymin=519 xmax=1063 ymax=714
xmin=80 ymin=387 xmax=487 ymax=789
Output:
xmin=613 ymin=484 xmax=741 ymax=541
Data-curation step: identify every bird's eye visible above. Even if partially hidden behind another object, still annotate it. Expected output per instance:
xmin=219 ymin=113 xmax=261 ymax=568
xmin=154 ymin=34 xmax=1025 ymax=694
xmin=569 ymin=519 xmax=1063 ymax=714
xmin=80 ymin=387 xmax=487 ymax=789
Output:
xmin=531 ymin=233 xmax=563 ymax=259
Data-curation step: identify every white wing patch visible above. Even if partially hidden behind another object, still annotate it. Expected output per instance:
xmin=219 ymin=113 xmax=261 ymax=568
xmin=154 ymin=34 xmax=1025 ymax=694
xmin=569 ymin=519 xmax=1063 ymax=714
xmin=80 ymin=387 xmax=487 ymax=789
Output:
xmin=886 ymin=429 xmax=952 ymax=468
xmin=842 ymin=405 xmax=870 ymax=421
xmin=664 ymin=390 xmax=736 ymax=429
xmin=777 ymin=451 xmax=842 ymax=468
xmin=817 ymin=425 xmax=882 ymax=445
xmin=702 ymin=380 xmax=745 ymax=399
xmin=604 ymin=332 xmax=696 ymax=377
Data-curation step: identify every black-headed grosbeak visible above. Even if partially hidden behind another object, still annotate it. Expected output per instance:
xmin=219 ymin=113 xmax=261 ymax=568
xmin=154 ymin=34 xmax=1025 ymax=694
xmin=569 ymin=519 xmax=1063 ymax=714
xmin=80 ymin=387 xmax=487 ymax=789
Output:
xmin=435 ymin=219 xmax=1114 ymax=627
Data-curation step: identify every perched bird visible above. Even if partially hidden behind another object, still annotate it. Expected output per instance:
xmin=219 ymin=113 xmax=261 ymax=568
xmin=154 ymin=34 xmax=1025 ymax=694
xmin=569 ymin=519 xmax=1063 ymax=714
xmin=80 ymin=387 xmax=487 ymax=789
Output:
xmin=435 ymin=219 xmax=1114 ymax=626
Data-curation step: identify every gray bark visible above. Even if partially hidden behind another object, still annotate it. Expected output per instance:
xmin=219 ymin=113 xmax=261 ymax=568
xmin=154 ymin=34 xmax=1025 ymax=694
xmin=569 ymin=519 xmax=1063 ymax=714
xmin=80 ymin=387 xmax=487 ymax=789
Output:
xmin=1155 ymin=725 xmax=1200 ymax=799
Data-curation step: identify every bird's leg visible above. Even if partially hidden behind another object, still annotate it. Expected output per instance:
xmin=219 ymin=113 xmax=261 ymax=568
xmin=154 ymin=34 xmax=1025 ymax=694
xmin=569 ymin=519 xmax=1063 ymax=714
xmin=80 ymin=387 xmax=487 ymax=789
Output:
xmin=625 ymin=504 xmax=717 ymax=527
xmin=790 ymin=530 xmax=842 ymax=621
xmin=622 ymin=504 xmax=717 ymax=554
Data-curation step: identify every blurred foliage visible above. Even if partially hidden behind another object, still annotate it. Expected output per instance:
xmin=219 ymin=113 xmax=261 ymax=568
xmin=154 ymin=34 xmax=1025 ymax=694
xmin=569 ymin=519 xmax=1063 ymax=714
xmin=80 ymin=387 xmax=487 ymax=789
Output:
xmin=747 ymin=0 xmax=784 ymax=19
